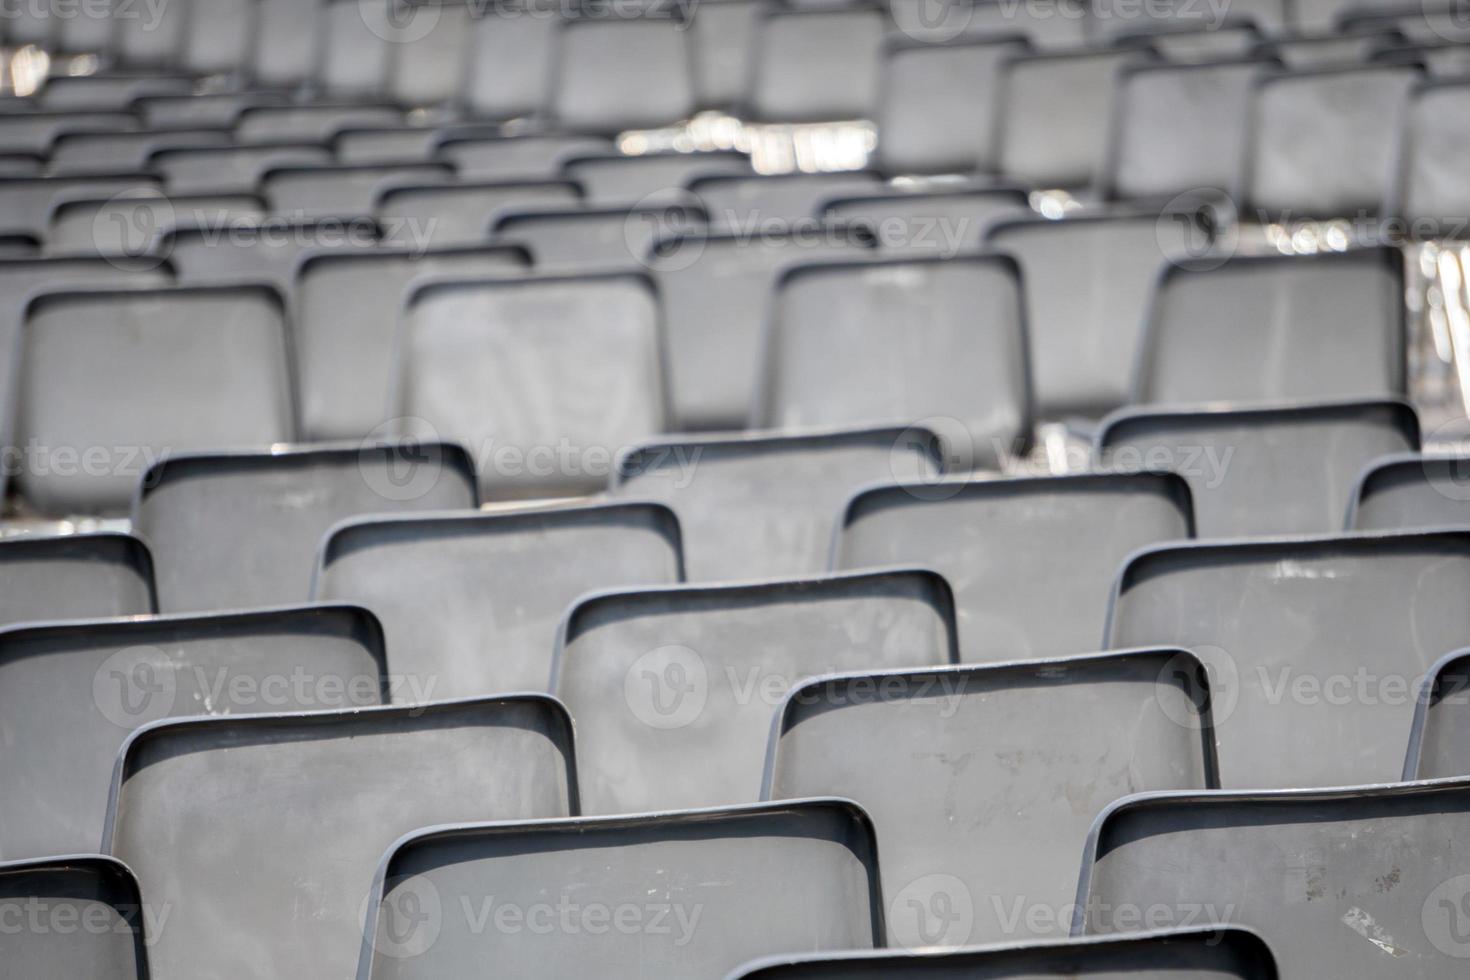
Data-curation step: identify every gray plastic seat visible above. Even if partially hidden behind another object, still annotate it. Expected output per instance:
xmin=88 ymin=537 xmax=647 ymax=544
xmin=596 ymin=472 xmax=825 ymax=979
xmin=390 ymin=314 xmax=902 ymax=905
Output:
xmin=1091 ymin=0 xmax=1286 ymax=35
xmin=562 ymin=150 xmax=752 ymax=207
xmin=1256 ymin=30 xmax=1403 ymax=69
xmin=47 ymin=193 xmax=266 ymax=257
xmin=1244 ymin=65 xmax=1421 ymax=219
xmin=1105 ymin=530 xmax=1470 ymax=787
xmin=876 ymin=35 xmax=1031 ymax=176
xmin=114 ymin=0 xmax=184 ymax=65
xmin=985 ymin=211 xmax=1209 ymax=419
xmin=493 ymin=204 xmax=704 ymax=272
xmin=147 ymin=142 xmax=334 ymax=194
xmin=375 ymin=179 xmax=583 ymax=247
xmin=397 ymin=273 xmax=666 ymax=498
xmin=749 ymin=6 xmax=886 ymax=121
xmin=1348 ymin=454 xmax=1470 ymax=531
xmin=15 ymin=285 xmax=294 ymax=516
xmin=49 ymin=128 xmax=232 ymax=174
xmin=0 ymin=172 xmax=162 ymax=238
xmin=689 ymin=171 xmax=885 ymax=234
xmin=726 ymin=928 xmax=1280 ymax=978
xmin=179 ymin=0 xmax=255 ymax=74
xmin=135 ymin=445 xmax=480 ymax=614
xmin=233 ymin=103 xmax=405 ymax=144
xmin=1137 ymin=248 xmax=1407 ymax=405
xmin=37 ymin=74 xmax=193 ymax=110
xmin=1111 ymin=23 xmax=1264 ymax=62
xmin=135 ymin=92 xmax=289 ymax=129
xmin=293 ymin=245 xmax=530 ymax=441
xmin=824 ymin=187 xmax=1032 ymax=255
xmin=262 ymin=162 xmax=454 ymax=220
xmin=162 ymin=218 xmax=380 ymax=287
xmin=1100 ymin=399 xmax=1420 ymax=537
xmin=437 ymin=134 xmax=611 ymax=181
xmin=552 ymin=18 xmax=696 ymax=133
xmin=359 ymin=800 xmax=880 ymax=979
xmin=997 ymin=48 xmax=1150 ymax=191
xmin=554 ymin=569 xmax=957 ymax=814
xmin=0 ymin=857 xmax=150 ymax=980
xmin=765 ymin=650 xmax=1215 ymax=947
xmin=1100 ymin=58 xmax=1270 ymax=202
xmin=105 ymin=697 xmax=575 ymax=980
xmin=0 ymin=533 xmax=155 ymax=628
xmin=0 ymin=605 xmax=385 ymax=860
xmin=755 ymin=255 xmax=1032 ymax=462
xmin=836 ymin=473 xmax=1194 ymax=662
xmin=334 ymin=124 xmax=495 ymax=164
xmin=690 ymin=0 xmax=764 ymax=110
xmin=0 ymin=111 xmax=135 ymax=156
xmin=384 ymin=0 xmax=477 ymax=108
xmin=1078 ymin=779 xmax=1470 ymax=977
xmin=314 ymin=503 xmax=683 ymax=697
xmin=317 ymin=0 xmax=395 ymax=96
xmin=610 ymin=426 xmax=941 ymax=582
xmin=1406 ymin=648 xmax=1470 ymax=779
xmin=889 ymin=0 xmax=1091 ymax=46
xmin=462 ymin=1 xmax=565 ymax=120
xmin=1395 ymin=80 xmax=1470 ymax=235
xmin=253 ymin=0 xmax=323 ymax=88
xmin=1343 ymin=6 xmax=1470 ymax=44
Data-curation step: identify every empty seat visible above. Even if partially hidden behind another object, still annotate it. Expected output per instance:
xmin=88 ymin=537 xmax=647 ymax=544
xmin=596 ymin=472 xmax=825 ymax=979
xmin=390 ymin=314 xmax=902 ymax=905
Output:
xmin=766 ymin=650 xmax=1214 ymax=947
xmin=824 ymin=186 xmax=1031 ymax=255
xmin=610 ymin=426 xmax=941 ymax=582
xmin=555 ymin=569 xmax=957 ymax=813
xmin=1112 ymin=23 xmax=1264 ymax=62
xmin=754 ymin=256 xmax=1031 ymax=462
xmin=262 ymin=162 xmax=454 ymax=220
xmin=836 ymin=473 xmax=1194 ymax=661
xmin=997 ymin=48 xmax=1150 ymax=190
xmin=729 ymin=929 xmax=1278 ymax=977
xmin=875 ymin=35 xmax=1030 ymax=176
xmin=1093 ymin=0 xmax=1286 ymax=34
xmin=135 ymin=91 xmax=288 ymax=129
xmin=1105 ymin=530 xmax=1470 ymax=787
xmin=438 ymin=133 xmax=611 ymax=181
xmin=562 ymin=150 xmax=752 ymax=207
xmin=135 ymin=445 xmax=480 ymax=613
xmin=749 ymin=6 xmax=886 ymax=121
xmin=233 ymin=103 xmax=405 ymax=144
xmin=114 ymin=0 xmax=185 ymax=65
xmin=359 ymin=800 xmax=880 ymax=979
xmin=293 ymin=245 xmax=530 ymax=441
xmin=334 ymin=124 xmax=471 ymax=164
xmin=1100 ymin=399 xmax=1420 ymax=537
xmin=1381 ymin=40 xmax=1470 ymax=77
xmin=493 ymin=203 xmax=704 ymax=272
xmin=148 ymin=143 xmax=334 ymax=194
xmin=1349 ymin=454 xmax=1470 ymax=531
xmin=1244 ymin=65 xmax=1421 ymax=219
xmin=1343 ymin=5 xmax=1470 ymax=44
xmin=689 ymin=0 xmax=764 ymax=110
xmin=106 ymin=696 xmax=575 ymax=980
xmin=317 ymin=0 xmax=395 ymax=96
xmin=0 ymin=172 xmax=162 ymax=239
xmin=37 ymin=74 xmax=193 ymax=110
xmin=1406 ymin=648 xmax=1470 ymax=778
xmin=253 ymin=0 xmax=323 ymax=88
xmin=47 ymin=193 xmax=265 ymax=257
xmin=397 ymin=272 xmax=666 ymax=497
xmin=0 ymin=534 xmax=155 ymax=628
xmin=1100 ymin=58 xmax=1270 ymax=202
xmin=1256 ymin=30 xmax=1403 ymax=69
xmin=1078 ymin=779 xmax=1470 ymax=977
xmin=49 ymin=128 xmax=233 ymax=174
xmin=0 ymin=857 xmax=150 ymax=980
xmin=890 ymin=0 xmax=1091 ymax=45
xmin=375 ymin=179 xmax=583 ymax=247
xmin=985 ymin=210 xmax=1210 ymax=419
xmin=461 ymin=0 xmax=565 ymax=120
xmin=179 ymin=0 xmax=255 ymax=74
xmin=14 ymin=285 xmax=294 ymax=515
xmin=0 ymin=605 xmax=386 ymax=860
xmin=313 ymin=503 xmax=683 ymax=696
xmin=1394 ymin=79 xmax=1470 ymax=235
xmin=689 ymin=171 xmax=884 ymax=234
xmin=384 ymin=0 xmax=477 ymax=108
xmin=162 ymin=218 xmax=380 ymax=287
xmin=552 ymin=18 xmax=696 ymax=133
xmin=0 ymin=111 xmax=136 ymax=156
xmin=1137 ymin=248 xmax=1407 ymax=405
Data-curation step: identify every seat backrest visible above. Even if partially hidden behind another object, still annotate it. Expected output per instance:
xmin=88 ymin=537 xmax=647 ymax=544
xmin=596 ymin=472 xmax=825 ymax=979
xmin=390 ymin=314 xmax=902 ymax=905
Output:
xmin=0 ymin=857 xmax=150 ymax=980
xmin=561 ymin=149 xmax=751 ymax=206
xmin=748 ymin=6 xmax=886 ymax=122
xmin=317 ymin=0 xmax=393 ymax=96
xmin=385 ymin=0 xmax=478 ymax=107
xmin=462 ymin=0 xmax=566 ymax=120
xmin=1347 ymin=453 xmax=1470 ymax=531
xmin=375 ymin=179 xmax=583 ymax=247
xmin=0 ymin=111 xmax=136 ymax=157
xmin=888 ymin=0 xmax=1091 ymax=46
xmin=1406 ymin=648 xmax=1470 ymax=779
xmin=233 ymin=103 xmax=404 ymax=144
xmin=49 ymin=127 xmax=232 ymax=174
xmin=262 ymin=162 xmax=454 ymax=220
xmin=114 ymin=0 xmax=186 ymax=65
xmin=688 ymin=0 xmax=764 ymax=111
xmin=552 ymin=17 xmax=697 ymax=133
xmin=1395 ymin=79 xmax=1470 ymax=234
xmin=135 ymin=91 xmax=289 ymax=129
xmin=47 ymin=192 xmax=265 ymax=257
xmin=252 ymin=0 xmax=323 ymax=87
xmin=0 ymin=533 xmax=155 ymax=628
xmin=148 ymin=143 xmax=334 ymax=194
xmin=37 ymin=74 xmax=193 ymax=110
xmin=0 ymin=172 xmax=161 ymax=238
xmin=438 ymin=133 xmax=611 ymax=181
xmin=689 ymin=171 xmax=885 ymax=233
xmin=492 ymin=203 xmax=705 ymax=273
xmin=824 ymin=186 xmax=1032 ymax=255
xmin=1257 ymin=31 xmax=1403 ymax=70
xmin=179 ymin=0 xmax=256 ymax=74
xmin=163 ymin=217 xmax=381 ymax=287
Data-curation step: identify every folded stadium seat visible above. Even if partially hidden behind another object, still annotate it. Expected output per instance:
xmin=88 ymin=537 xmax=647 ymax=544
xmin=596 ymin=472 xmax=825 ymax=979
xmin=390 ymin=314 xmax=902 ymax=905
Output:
xmin=1255 ymin=30 xmax=1406 ymax=69
xmin=823 ymin=186 xmax=1033 ymax=255
xmin=1242 ymin=64 xmax=1422 ymax=222
xmin=1099 ymin=58 xmax=1272 ymax=203
xmin=252 ymin=0 xmax=323 ymax=89
xmin=292 ymin=245 xmax=530 ymax=441
xmin=551 ymin=17 xmax=697 ymax=134
xmin=646 ymin=229 xmax=874 ymax=430
xmin=561 ymin=150 xmax=752 ymax=207
xmin=689 ymin=0 xmax=765 ymax=111
xmin=984 ymin=209 xmax=1212 ymax=420
xmin=461 ymin=0 xmax=566 ymax=121
xmin=888 ymin=0 xmax=1090 ymax=45
xmin=105 ymin=697 xmax=575 ymax=980
xmin=1105 ymin=530 xmax=1470 ymax=787
xmin=874 ymin=35 xmax=1031 ymax=177
xmin=1381 ymin=40 xmax=1470 ymax=76
xmin=748 ymin=5 xmax=886 ymax=123
xmin=764 ymin=650 xmax=1214 ymax=947
xmin=1099 ymin=399 xmax=1420 ymax=538
xmin=0 ymin=857 xmax=150 ymax=980
xmin=0 ymin=110 xmax=137 ymax=156
xmin=1136 ymin=247 xmax=1408 ymax=405
xmin=396 ymin=272 xmax=666 ymax=497
xmin=753 ymin=255 xmax=1032 ymax=464
xmin=437 ymin=133 xmax=612 ymax=180
xmin=1393 ymin=79 xmax=1470 ymax=236
xmin=135 ymin=445 xmax=480 ymax=613
xmin=332 ymin=124 xmax=493 ymax=164
xmin=113 ymin=0 xmax=186 ymax=67
xmin=0 ymin=172 xmax=163 ymax=240
xmin=47 ymin=192 xmax=266 ymax=257
xmin=1088 ymin=0 xmax=1287 ymax=37
xmin=179 ymin=0 xmax=256 ymax=77
xmin=148 ymin=142 xmax=334 ymax=194
xmin=0 ymin=534 xmax=155 ymax=627
xmin=317 ymin=0 xmax=396 ymax=96
xmin=12 ymin=285 xmax=294 ymax=516
xmin=609 ymin=426 xmax=942 ymax=581
xmin=553 ymin=569 xmax=958 ymax=813
xmin=313 ymin=503 xmax=683 ymax=695
xmin=134 ymin=91 xmax=289 ymax=129
xmin=233 ymin=102 xmax=405 ymax=143
xmin=160 ymin=217 xmax=380 ymax=288
xmin=48 ymin=127 xmax=233 ymax=174
xmin=1077 ymin=779 xmax=1470 ymax=977
xmin=491 ymin=203 xmax=706 ymax=273
xmin=1347 ymin=454 xmax=1470 ymax=530
xmin=383 ymin=0 xmax=478 ymax=110
xmin=687 ymin=171 xmax=885 ymax=234
xmin=35 ymin=73 xmax=194 ymax=110
xmin=997 ymin=47 xmax=1155 ymax=196
xmin=0 ymin=605 xmax=386 ymax=860
xmin=260 ymin=161 xmax=455 ymax=220
xmin=727 ymin=928 xmax=1280 ymax=978
xmin=374 ymin=178 xmax=583 ymax=247
xmin=1109 ymin=23 xmax=1263 ymax=63
xmin=835 ymin=473 xmax=1194 ymax=661
xmin=358 ymin=800 xmax=880 ymax=979
xmin=1342 ymin=4 xmax=1470 ymax=44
